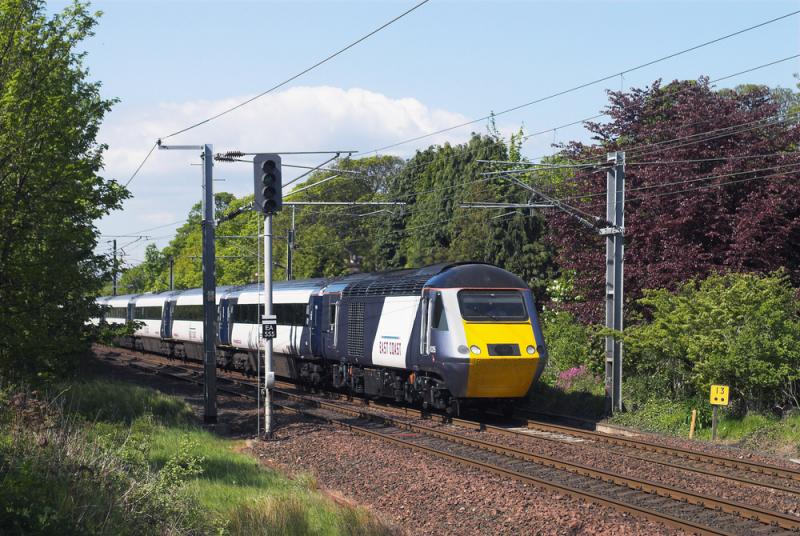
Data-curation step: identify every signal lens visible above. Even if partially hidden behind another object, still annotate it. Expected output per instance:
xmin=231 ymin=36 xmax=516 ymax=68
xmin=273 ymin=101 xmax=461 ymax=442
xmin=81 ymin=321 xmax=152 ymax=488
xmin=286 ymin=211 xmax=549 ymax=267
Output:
xmin=526 ymin=345 xmax=536 ymax=355
xmin=470 ymin=345 xmax=481 ymax=355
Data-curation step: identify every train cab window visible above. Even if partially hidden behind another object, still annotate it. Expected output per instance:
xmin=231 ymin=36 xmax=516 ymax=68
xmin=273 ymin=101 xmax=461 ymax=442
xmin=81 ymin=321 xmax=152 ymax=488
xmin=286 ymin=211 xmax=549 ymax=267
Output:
xmin=457 ymin=290 xmax=528 ymax=322
xmin=432 ymin=292 xmax=448 ymax=331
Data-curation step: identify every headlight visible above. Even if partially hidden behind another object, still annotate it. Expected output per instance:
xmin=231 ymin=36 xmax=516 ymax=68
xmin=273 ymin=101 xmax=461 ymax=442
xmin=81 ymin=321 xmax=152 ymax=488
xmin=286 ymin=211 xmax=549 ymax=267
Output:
xmin=526 ymin=345 xmax=536 ymax=355
xmin=470 ymin=345 xmax=481 ymax=355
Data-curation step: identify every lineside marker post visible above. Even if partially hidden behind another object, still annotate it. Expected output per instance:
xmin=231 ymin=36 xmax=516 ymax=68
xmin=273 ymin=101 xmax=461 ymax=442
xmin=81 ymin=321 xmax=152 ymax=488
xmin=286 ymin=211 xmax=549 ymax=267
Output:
xmin=709 ymin=384 xmax=730 ymax=441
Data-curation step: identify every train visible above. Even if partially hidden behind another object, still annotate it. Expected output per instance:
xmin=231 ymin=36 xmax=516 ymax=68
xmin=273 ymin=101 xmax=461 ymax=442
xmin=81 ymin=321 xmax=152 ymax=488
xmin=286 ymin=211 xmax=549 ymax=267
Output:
xmin=94 ymin=262 xmax=548 ymax=415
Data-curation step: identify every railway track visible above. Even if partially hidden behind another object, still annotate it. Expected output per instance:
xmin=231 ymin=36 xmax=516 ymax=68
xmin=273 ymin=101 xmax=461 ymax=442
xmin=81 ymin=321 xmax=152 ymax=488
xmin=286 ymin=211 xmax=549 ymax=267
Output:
xmin=518 ymin=414 xmax=800 ymax=494
xmin=331 ymin=392 xmax=800 ymax=496
xmin=101 ymin=349 xmax=800 ymax=535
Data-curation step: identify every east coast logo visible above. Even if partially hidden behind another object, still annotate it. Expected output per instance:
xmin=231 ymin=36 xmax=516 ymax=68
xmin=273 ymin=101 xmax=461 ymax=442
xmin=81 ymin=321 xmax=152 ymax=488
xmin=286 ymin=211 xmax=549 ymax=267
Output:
xmin=378 ymin=335 xmax=402 ymax=356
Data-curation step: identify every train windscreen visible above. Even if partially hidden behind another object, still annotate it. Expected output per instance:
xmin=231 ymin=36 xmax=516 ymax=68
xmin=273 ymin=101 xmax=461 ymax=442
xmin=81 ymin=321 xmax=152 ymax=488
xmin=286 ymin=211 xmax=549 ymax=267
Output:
xmin=457 ymin=290 xmax=528 ymax=322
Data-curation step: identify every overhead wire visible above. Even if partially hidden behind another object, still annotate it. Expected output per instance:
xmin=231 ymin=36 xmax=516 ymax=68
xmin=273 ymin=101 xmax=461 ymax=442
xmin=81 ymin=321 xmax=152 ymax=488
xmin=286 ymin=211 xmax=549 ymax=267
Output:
xmin=360 ymin=53 xmax=800 ymax=186
xmin=117 ymin=51 xmax=800 ymax=257
xmin=124 ymin=142 xmax=158 ymax=187
xmin=555 ymin=161 xmax=800 ymax=203
xmin=115 ymin=111 xmax=799 ymax=258
xmin=623 ymin=168 xmax=800 ymax=203
xmin=623 ymin=113 xmax=798 ymax=157
xmin=160 ymin=0 xmax=431 ymax=141
xmin=120 ymin=0 xmax=430 ymax=190
xmin=363 ymin=10 xmax=800 ymax=155
xmin=628 ymin=151 xmax=800 ymax=166
xmin=519 ymin=53 xmax=800 ymax=144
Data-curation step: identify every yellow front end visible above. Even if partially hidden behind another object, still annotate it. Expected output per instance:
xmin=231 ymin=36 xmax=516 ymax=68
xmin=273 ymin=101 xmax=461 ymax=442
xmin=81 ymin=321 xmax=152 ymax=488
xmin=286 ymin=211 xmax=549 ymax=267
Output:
xmin=463 ymin=321 xmax=541 ymax=398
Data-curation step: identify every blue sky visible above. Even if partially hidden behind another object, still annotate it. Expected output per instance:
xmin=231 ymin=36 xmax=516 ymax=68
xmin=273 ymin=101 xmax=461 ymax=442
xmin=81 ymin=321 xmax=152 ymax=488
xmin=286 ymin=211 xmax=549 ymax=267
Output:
xmin=51 ymin=0 xmax=800 ymax=263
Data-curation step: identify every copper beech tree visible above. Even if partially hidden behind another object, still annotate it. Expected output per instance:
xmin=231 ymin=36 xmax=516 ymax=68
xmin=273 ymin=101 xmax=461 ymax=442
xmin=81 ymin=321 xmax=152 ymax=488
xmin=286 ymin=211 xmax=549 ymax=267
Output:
xmin=546 ymin=79 xmax=800 ymax=324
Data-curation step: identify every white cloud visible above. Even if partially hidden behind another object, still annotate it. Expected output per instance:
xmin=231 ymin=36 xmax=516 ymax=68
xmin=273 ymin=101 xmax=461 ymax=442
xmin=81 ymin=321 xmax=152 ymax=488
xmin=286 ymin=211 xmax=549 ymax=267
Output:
xmin=97 ymin=86 xmax=481 ymax=250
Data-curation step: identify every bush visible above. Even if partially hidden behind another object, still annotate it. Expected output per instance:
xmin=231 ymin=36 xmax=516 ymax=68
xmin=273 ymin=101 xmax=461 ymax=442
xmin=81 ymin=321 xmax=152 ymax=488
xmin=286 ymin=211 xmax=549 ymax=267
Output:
xmin=0 ymin=389 xmax=209 ymax=535
xmin=622 ymin=272 xmax=800 ymax=413
xmin=527 ymin=381 xmax=606 ymax=420
xmin=539 ymin=309 xmax=604 ymax=381
xmin=610 ymin=398 xmax=711 ymax=436
xmin=554 ymin=365 xmax=603 ymax=395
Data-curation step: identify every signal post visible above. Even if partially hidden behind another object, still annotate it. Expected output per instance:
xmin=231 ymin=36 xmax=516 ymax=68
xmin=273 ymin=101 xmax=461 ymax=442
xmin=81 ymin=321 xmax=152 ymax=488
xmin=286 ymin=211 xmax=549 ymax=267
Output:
xmin=253 ymin=153 xmax=282 ymax=438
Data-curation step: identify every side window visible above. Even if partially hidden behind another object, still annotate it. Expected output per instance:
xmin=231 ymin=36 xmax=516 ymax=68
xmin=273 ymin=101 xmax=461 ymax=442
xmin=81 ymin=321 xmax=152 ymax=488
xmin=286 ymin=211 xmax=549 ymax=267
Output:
xmin=331 ymin=302 xmax=340 ymax=345
xmin=274 ymin=303 xmax=306 ymax=325
xmin=419 ymin=296 xmax=429 ymax=354
xmin=432 ymin=292 xmax=448 ymax=331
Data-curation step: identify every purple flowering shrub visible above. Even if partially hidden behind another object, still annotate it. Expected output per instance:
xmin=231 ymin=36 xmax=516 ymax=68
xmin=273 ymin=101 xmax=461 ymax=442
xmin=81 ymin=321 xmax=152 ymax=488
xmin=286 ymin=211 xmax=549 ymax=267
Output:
xmin=554 ymin=365 xmax=603 ymax=394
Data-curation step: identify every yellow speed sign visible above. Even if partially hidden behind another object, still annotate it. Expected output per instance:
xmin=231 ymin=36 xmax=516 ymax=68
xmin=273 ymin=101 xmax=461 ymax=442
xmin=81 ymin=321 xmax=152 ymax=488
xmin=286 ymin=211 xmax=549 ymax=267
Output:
xmin=710 ymin=384 xmax=730 ymax=406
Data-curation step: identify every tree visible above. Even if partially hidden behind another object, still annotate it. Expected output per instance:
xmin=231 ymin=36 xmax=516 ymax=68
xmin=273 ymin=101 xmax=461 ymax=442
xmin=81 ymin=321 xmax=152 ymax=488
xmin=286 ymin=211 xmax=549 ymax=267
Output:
xmin=0 ymin=1 xmax=127 ymax=379
xmin=116 ymin=137 xmax=556 ymax=297
xmin=374 ymin=133 xmax=555 ymax=297
xmin=623 ymin=272 xmax=800 ymax=413
xmin=549 ymin=79 xmax=800 ymax=323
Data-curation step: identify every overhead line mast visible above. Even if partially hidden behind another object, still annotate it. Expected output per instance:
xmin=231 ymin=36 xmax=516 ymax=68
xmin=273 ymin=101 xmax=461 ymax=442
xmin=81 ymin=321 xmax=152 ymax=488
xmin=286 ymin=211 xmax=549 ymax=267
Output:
xmin=158 ymin=141 xmax=218 ymax=425
xmin=466 ymin=153 xmax=626 ymax=414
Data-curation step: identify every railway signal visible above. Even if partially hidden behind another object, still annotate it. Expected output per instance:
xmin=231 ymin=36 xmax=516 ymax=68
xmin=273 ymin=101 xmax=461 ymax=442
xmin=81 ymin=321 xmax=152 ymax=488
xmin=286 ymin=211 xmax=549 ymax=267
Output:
xmin=252 ymin=153 xmax=283 ymax=439
xmin=254 ymin=153 xmax=282 ymax=215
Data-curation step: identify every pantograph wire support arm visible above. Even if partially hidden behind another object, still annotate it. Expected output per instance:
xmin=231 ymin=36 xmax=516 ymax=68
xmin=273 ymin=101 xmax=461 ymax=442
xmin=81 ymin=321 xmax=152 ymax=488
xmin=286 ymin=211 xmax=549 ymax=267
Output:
xmin=500 ymin=173 xmax=606 ymax=233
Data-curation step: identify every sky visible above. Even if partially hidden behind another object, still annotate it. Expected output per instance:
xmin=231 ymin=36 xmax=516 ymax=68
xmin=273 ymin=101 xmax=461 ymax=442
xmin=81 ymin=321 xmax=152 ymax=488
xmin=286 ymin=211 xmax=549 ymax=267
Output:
xmin=48 ymin=0 xmax=800 ymax=265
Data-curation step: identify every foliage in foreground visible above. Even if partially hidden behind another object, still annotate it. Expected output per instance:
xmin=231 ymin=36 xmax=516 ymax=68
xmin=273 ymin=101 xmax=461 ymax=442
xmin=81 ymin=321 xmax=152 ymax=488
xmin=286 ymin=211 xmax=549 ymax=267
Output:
xmin=0 ymin=0 xmax=128 ymax=381
xmin=622 ymin=271 xmax=800 ymax=414
xmin=0 ymin=380 xmax=395 ymax=535
xmin=0 ymin=387 xmax=206 ymax=535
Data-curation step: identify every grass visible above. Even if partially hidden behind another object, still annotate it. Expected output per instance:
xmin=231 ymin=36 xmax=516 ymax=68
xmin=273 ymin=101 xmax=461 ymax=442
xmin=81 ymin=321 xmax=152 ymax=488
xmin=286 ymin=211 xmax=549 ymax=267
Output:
xmin=610 ymin=398 xmax=800 ymax=457
xmin=703 ymin=411 xmax=800 ymax=456
xmin=0 ymin=379 xmax=395 ymax=536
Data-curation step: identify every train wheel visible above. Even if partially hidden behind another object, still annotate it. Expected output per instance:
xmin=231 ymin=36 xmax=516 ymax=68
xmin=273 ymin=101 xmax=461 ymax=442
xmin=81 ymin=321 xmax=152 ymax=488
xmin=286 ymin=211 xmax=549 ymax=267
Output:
xmin=446 ymin=398 xmax=461 ymax=419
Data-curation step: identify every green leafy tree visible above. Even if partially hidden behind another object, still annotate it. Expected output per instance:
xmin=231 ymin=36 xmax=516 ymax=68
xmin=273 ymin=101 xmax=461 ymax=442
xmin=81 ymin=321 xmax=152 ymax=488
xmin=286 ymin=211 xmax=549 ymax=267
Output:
xmin=0 ymin=1 xmax=127 ymax=379
xmin=375 ymin=133 xmax=555 ymax=297
xmin=623 ymin=272 xmax=800 ymax=413
xmin=540 ymin=309 xmax=603 ymax=380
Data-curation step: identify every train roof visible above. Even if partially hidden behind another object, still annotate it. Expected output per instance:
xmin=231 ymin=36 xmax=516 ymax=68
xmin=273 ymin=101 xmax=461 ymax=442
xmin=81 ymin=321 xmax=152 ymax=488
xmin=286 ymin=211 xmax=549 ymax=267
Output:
xmin=133 ymin=290 xmax=182 ymax=307
xmin=95 ymin=263 xmax=529 ymax=303
xmin=425 ymin=263 xmax=527 ymax=290
xmin=105 ymin=293 xmax=141 ymax=306
xmin=233 ymin=278 xmax=328 ymax=295
xmin=338 ymin=262 xmax=527 ymax=297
